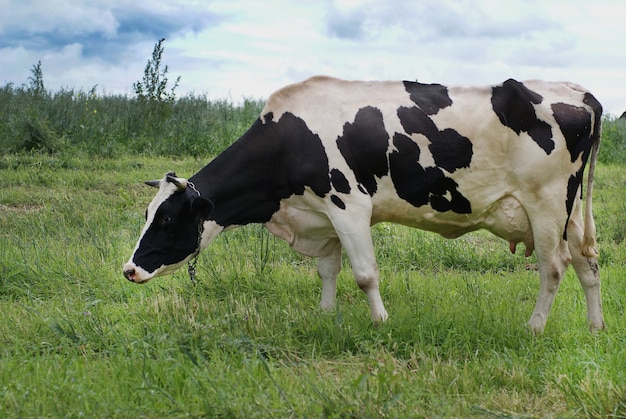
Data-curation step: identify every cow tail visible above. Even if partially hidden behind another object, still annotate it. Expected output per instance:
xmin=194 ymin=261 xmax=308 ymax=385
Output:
xmin=581 ymin=112 xmax=601 ymax=259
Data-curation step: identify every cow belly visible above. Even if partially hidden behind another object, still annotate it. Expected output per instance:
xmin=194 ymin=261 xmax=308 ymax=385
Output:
xmin=269 ymin=188 xmax=534 ymax=257
xmin=372 ymin=187 xmax=534 ymax=251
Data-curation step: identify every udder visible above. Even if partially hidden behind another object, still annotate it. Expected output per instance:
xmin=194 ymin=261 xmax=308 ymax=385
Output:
xmin=482 ymin=196 xmax=534 ymax=257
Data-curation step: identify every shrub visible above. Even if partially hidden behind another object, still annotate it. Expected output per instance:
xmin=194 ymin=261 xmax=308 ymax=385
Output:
xmin=599 ymin=116 xmax=626 ymax=165
xmin=0 ymin=84 xmax=263 ymax=157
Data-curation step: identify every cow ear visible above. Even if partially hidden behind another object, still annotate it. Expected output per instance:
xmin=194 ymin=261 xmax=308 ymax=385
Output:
xmin=145 ymin=180 xmax=160 ymax=188
xmin=191 ymin=196 xmax=214 ymax=220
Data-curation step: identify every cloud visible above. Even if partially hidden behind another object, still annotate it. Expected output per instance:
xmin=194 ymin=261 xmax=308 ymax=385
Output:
xmin=326 ymin=7 xmax=368 ymax=40
xmin=0 ymin=0 xmax=222 ymax=62
xmin=323 ymin=0 xmax=594 ymax=81
xmin=0 ymin=0 xmax=624 ymax=115
xmin=324 ymin=0 xmax=562 ymax=46
xmin=0 ymin=1 xmax=117 ymax=38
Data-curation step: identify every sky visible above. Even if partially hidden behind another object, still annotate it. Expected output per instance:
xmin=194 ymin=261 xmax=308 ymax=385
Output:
xmin=1 ymin=0 xmax=624 ymax=115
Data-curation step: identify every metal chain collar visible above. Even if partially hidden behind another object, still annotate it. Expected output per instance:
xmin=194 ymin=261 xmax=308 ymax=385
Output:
xmin=187 ymin=180 xmax=202 ymax=285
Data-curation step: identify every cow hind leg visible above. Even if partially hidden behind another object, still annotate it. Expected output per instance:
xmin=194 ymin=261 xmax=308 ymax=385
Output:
xmin=527 ymin=217 xmax=572 ymax=335
xmin=567 ymin=207 xmax=604 ymax=331
xmin=317 ymin=240 xmax=342 ymax=312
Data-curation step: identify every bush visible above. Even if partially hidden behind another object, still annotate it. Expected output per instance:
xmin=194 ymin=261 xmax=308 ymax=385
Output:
xmin=0 ymin=43 xmax=265 ymax=158
xmin=599 ymin=117 xmax=626 ymax=165
xmin=0 ymin=82 xmax=264 ymax=157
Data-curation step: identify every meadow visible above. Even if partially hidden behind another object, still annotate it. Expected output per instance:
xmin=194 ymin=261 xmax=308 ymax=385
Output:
xmin=0 ymin=84 xmax=625 ymax=417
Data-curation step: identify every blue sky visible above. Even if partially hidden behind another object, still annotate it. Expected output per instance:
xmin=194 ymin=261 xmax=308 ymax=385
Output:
xmin=1 ymin=0 xmax=624 ymax=115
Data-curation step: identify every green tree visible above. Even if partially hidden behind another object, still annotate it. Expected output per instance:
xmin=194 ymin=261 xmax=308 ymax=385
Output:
xmin=133 ymin=38 xmax=180 ymax=105
xmin=28 ymin=60 xmax=45 ymax=98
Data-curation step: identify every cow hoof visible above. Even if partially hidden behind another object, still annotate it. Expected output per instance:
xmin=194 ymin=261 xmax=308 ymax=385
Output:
xmin=527 ymin=318 xmax=546 ymax=336
xmin=371 ymin=309 xmax=389 ymax=328
xmin=589 ymin=320 xmax=605 ymax=333
xmin=319 ymin=301 xmax=335 ymax=313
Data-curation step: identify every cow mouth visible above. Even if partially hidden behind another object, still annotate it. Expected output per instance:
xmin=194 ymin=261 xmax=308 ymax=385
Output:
xmin=122 ymin=264 xmax=153 ymax=283
xmin=123 ymin=254 xmax=196 ymax=283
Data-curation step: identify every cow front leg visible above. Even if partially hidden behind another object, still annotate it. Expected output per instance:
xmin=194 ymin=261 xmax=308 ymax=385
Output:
xmin=355 ymin=262 xmax=388 ymax=324
xmin=317 ymin=240 xmax=342 ymax=312
xmin=350 ymin=258 xmax=388 ymax=324
xmin=332 ymin=221 xmax=388 ymax=323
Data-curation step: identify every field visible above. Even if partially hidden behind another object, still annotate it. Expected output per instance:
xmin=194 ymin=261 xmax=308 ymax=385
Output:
xmin=1 ymin=87 xmax=625 ymax=417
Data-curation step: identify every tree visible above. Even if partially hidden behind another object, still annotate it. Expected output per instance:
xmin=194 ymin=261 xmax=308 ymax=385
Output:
xmin=133 ymin=38 xmax=180 ymax=104
xmin=28 ymin=60 xmax=45 ymax=97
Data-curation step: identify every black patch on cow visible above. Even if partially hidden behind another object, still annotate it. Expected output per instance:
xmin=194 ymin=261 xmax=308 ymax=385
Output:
xmin=397 ymin=105 xmax=438 ymax=138
xmin=491 ymin=79 xmax=554 ymax=154
xmin=389 ymin=133 xmax=427 ymax=207
xmin=583 ymin=93 xmax=603 ymax=167
xmin=563 ymin=173 xmax=581 ymax=240
xmin=133 ymin=189 xmax=203 ymax=273
xmin=193 ymin=112 xmax=332 ymax=227
xmin=430 ymin=128 xmax=473 ymax=172
xmin=551 ymin=102 xmax=593 ymax=163
xmin=330 ymin=194 xmax=346 ymax=209
xmin=397 ymin=106 xmax=472 ymax=172
xmin=336 ymin=106 xmax=389 ymax=196
xmin=583 ymin=93 xmax=603 ymax=130
xmin=403 ymin=81 xmax=453 ymax=115
xmin=553 ymin=94 xmax=602 ymax=240
xmin=330 ymin=168 xmax=351 ymax=194
xmin=389 ymin=133 xmax=472 ymax=214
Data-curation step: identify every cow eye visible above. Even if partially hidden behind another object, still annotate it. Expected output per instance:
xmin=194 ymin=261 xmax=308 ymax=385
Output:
xmin=158 ymin=215 xmax=171 ymax=227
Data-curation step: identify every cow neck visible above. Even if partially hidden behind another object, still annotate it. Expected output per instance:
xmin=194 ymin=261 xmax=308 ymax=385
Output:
xmin=190 ymin=118 xmax=281 ymax=228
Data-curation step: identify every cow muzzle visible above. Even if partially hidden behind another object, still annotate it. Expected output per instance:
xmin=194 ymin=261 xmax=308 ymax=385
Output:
xmin=123 ymin=267 xmax=138 ymax=282
xmin=122 ymin=263 xmax=152 ymax=283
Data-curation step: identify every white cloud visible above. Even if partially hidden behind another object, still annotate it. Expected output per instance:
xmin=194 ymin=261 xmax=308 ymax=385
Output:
xmin=0 ymin=1 xmax=117 ymax=37
xmin=0 ymin=0 xmax=624 ymax=115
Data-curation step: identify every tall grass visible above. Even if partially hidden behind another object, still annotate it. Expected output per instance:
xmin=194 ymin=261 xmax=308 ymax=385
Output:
xmin=600 ymin=116 xmax=626 ymax=165
xmin=0 ymin=83 xmax=264 ymax=157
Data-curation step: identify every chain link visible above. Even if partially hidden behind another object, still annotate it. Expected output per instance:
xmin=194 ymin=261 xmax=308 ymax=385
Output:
xmin=187 ymin=258 xmax=197 ymax=285
xmin=186 ymin=180 xmax=202 ymax=285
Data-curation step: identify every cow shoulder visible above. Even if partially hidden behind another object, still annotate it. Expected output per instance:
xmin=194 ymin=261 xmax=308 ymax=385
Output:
xmin=263 ymin=75 xmax=342 ymax=118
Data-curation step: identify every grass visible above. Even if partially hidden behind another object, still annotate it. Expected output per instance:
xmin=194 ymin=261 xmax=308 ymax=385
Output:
xmin=0 ymin=153 xmax=625 ymax=418
xmin=0 ymin=84 xmax=264 ymax=157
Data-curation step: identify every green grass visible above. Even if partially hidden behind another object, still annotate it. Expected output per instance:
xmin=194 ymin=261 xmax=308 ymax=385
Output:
xmin=0 ymin=84 xmax=264 ymax=157
xmin=1 ymin=154 xmax=624 ymax=418
xmin=599 ymin=117 xmax=626 ymax=165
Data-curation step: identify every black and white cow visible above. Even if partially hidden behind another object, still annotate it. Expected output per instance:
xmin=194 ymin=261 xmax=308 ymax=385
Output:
xmin=123 ymin=76 xmax=604 ymax=334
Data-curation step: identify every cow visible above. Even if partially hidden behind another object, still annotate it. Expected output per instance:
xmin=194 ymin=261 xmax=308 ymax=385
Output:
xmin=123 ymin=76 xmax=604 ymax=334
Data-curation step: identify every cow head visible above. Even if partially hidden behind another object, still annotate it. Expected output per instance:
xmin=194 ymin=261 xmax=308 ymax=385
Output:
xmin=123 ymin=172 xmax=214 ymax=283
